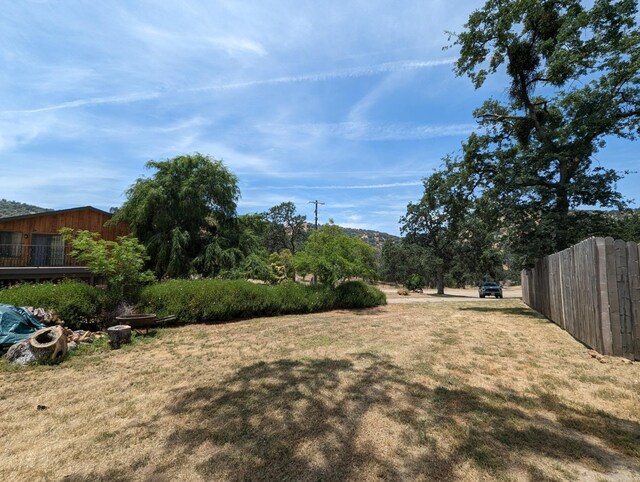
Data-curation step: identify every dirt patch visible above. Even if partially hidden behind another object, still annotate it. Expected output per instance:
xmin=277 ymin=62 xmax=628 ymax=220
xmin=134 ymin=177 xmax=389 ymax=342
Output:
xmin=0 ymin=300 xmax=638 ymax=481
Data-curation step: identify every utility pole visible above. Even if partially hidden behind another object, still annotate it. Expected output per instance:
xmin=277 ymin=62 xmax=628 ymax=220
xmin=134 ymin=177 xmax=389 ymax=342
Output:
xmin=308 ymin=200 xmax=324 ymax=230
xmin=308 ymin=200 xmax=324 ymax=285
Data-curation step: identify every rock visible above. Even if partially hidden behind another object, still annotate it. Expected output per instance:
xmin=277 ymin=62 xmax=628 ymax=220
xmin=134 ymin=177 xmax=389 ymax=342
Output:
xmin=36 ymin=405 xmax=48 ymax=411
xmin=5 ymin=340 xmax=36 ymax=365
xmin=67 ymin=341 xmax=78 ymax=351
xmin=599 ymin=357 xmax=608 ymax=364
xmin=107 ymin=325 xmax=132 ymax=349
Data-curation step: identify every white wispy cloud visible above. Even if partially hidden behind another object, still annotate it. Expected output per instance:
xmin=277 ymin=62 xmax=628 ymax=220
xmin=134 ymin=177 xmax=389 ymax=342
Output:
xmin=245 ymin=181 xmax=423 ymax=190
xmin=188 ymin=58 xmax=456 ymax=92
xmin=0 ymin=114 xmax=59 ymax=152
xmin=205 ymin=36 xmax=267 ymax=56
xmin=257 ymin=121 xmax=476 ymax=141
xmin=0 ymin=159 xmax=130 ymax=210
xmin=131 ymin=23 xmax=267 ymax=56
xmin=3 ymin=58 xmax=454 ymax=114
xmin=6 ymin=92 xmax=162 ymax=114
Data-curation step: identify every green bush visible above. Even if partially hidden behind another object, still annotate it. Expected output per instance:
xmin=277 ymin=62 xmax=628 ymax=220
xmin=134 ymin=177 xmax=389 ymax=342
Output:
xmin=139 ymin=279 xmax=386 ymax=324
xmin=0 ymin=281 xmax=111 ymax=329
xmin=334 ymin=281 xmax=387 ymax=309
xmin=405 ymin=274 xmax=424 ymax=291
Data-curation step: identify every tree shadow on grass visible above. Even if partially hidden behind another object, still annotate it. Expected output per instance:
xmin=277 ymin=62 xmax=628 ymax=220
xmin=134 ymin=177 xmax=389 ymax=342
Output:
xmin=333 ymin=306 xmax=388 ymax=316
xmin=426 ymin=293 xmax=474 ymax=298
xmin=458 ymin=305 xmax=547 ymax=319
xmin=63 ymin=353 xmax=640 ymax=481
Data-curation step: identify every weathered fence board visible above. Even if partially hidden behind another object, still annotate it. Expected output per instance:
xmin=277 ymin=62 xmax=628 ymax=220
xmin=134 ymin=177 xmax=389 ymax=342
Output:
xmin=595 ymin=237 xmax=613 ymax=355
xmin=626 ymin=241 xmax=640 ymax=360
xmin=605 ymin=237 xmax=623 ymax=355
xmin=522 ymin=236 xmax=639 ymax=360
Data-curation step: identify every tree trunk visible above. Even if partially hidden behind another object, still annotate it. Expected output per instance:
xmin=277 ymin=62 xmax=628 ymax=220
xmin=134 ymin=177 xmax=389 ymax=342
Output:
xmin=555 ymin=183 xmax=571 ymax=251
xmin=29 ymin=326 xmax=67 ymax=364
xmin=107 ymin=325 xmax=132 ymax=349
xmin=436 ymin=268 xmax=445 ymax=295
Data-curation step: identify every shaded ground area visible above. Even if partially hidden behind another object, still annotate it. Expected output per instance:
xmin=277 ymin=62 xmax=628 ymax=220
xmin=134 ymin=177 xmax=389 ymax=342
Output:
xmin=1 ymin=300 xmax=638 ymax=481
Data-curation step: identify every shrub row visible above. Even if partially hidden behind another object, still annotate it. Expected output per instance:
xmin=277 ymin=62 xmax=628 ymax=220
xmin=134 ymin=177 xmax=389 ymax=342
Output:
xmin=139 ymin=279 xmax=386 ymax=324
xmin=0 ymin=279 xmax=386 ymax=329
xmin=0 ymin=281 xmax=111 ymax=329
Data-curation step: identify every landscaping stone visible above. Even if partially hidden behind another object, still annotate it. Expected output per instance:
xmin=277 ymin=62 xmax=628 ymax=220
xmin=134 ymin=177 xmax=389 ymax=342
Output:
xmin=6 ymin=340 xmax=36 ymax=365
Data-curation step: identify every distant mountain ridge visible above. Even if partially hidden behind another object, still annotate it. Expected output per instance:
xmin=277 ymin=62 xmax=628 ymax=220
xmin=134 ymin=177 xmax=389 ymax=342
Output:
xmin=0 ymin=199 xmax=51 ymax=218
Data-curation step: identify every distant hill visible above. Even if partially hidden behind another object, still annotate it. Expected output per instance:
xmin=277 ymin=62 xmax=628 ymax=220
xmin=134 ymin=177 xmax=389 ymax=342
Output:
xmin=340 ymin=226 xmax=399 ymax=250
xmin=0 ymin=199 xmax=51 ymax=218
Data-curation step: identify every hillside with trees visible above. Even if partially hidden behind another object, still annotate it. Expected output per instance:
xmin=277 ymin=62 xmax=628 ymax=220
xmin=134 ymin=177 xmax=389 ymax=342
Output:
xmin=339 ymin=227 xmax=398 ymax=251
xmin=0 ymin=199 xmax=50 ymax=218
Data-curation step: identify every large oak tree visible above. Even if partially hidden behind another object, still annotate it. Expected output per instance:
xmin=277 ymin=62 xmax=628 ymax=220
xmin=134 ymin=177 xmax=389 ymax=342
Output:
xmin=450 ymin=0 xmax=640 ymax=266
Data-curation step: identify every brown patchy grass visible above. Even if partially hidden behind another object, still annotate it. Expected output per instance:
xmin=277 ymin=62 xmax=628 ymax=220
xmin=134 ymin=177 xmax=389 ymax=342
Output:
xmin=1 ymin=300 xmax=639 ymax=481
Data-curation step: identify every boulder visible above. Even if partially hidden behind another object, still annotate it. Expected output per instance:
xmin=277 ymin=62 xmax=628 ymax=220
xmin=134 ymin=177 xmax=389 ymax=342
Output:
xmin=6 ymin=340 xmax=36 ymax=365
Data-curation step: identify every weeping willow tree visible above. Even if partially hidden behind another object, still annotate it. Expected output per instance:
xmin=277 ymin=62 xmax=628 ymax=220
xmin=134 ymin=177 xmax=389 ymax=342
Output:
xmin=111 ymin=153 xmax=240 ymax=278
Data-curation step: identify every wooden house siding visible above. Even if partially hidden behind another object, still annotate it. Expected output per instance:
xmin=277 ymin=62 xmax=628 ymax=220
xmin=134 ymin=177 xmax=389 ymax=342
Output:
xmin=0 ymin=208 xmax=128 ymax=242
xmin=0 ymin=207 xmax=129 ymax=278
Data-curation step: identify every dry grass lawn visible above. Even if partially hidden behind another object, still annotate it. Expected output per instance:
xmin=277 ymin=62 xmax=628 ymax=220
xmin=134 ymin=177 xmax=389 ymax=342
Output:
xmin=1 ymin=300 xmax=639 ymax=481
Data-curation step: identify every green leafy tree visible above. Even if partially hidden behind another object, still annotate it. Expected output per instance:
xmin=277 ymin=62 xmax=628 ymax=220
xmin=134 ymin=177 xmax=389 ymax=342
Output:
xmin=616 ymin=211 xmax=640 ymax=241
xmin=294 ymin=224 xmax=377 ymax=287
xmin=401 ymin=160 xmax=505 ymax=293
xmin=449 ymin=0 xmax=640 ymax=266
xmin=379 ymin=239 xmax=435 ymax=286
xmin=60 ymin=228 xmax=155 ymax=300
xmin=268 ymin=249 xmax=295 ymax=284
xmin=238 ymin=253 xmax=271 ymax=282
xmin=401 ymin=162 xmax=473 ymax=294
xmin=236 ymin=213 xmax=270 ymax=256
xmin=405 ymin=274 xmax=425 ymax=291
xmin=263 ymin=202 xmax=308 ymax=255
xmin=111 ymin=153 xmax=240 ymax=278
xmin=565 ymin=209 xmax=640 ymax=243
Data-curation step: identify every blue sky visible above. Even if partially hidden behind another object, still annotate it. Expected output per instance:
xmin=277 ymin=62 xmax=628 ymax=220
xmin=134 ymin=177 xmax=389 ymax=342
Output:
xmin=1 ymin=1 xmax=638 ymax=235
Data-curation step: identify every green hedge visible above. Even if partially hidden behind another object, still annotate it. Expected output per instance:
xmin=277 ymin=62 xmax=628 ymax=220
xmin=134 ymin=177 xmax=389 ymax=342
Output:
xmin=139 ymin=279 xmax=386 ymax=324
xmin=0 ymin=279 xmax=386 ymax=329
xmin=0 ymin=281 xmax=110 ymax=329
xmin=333 ymin=281 xmax=387 ymax=309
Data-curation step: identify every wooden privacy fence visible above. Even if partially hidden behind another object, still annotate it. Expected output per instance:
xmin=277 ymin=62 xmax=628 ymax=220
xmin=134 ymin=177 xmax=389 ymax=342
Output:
xmin=521 ymin=237 xmax=640 ymax=360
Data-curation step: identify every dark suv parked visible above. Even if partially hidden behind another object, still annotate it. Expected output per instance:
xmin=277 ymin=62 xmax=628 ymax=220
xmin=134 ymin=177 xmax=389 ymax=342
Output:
xmin=479 ymin=282 xmax=503 ymax=298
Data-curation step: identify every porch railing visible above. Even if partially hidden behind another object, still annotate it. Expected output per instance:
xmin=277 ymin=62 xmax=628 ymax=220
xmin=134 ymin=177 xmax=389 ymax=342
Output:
xmin=0 ymin=244 xmax=81 ymax=267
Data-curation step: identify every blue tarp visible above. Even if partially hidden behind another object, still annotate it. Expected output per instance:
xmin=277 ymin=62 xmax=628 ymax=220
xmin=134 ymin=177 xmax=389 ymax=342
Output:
xmin=0 ymin=304 xmax=46 ymax=347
